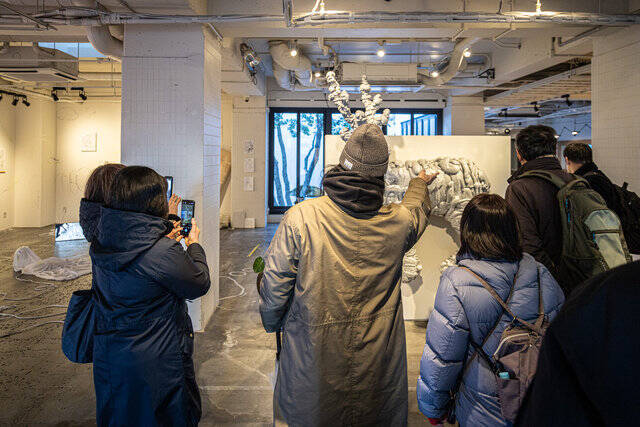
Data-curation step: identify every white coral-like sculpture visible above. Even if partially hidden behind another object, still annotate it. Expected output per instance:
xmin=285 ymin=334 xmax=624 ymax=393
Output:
xmin=385 ymin=158 xmax=491 ymax=281
xmin=326 ymin=71 xmax=390 ymax=142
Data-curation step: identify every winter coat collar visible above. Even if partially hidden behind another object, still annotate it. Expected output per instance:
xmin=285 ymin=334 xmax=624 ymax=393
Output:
xmin=508 ymin=156 xmax=563 ymax=183
xmin=455 ymin=253 xmax=538 ymax=289
xmin=91 ymin=207 xmax=172 ymax=272
xmin=322 ymin=165 xmax=386 ymax=216
xmin=575 ymin=161 xmax=599 ymax=176
xmin=79 ymin=198 xmax=102 ymax=243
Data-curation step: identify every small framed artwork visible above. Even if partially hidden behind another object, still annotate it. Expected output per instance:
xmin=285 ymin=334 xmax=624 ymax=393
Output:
xmin=244 ymin=157 xmax=255 ymax=173
xmin=81 ymin=133 xmax=97 ymax=152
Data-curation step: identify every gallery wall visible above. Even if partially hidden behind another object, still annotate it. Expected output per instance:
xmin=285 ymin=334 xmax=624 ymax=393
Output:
xmin=55 ymin=101 xmax=121 ymax=224
xmin=0 ymin=101 xmax=16 ymax=231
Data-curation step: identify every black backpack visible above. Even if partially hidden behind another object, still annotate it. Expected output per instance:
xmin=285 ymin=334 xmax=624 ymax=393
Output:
xmin=612 ymin=182 xmax=640 ymax=254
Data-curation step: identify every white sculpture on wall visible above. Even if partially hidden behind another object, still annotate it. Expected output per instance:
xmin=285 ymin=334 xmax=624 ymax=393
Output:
xmin=326 ymin=73 xmax=492 ymax=282
xmin=385 ymin=159 xmax=490 ymax=281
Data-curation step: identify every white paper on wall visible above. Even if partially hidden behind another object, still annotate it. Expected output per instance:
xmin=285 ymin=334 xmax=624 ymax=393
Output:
xmin=81 ymin=133 xmax=97 ymax=152
xmin=243 ymin=176 xmax=254 ymax=192
xmin=0 ymin=148 xmax=6 ymax=173
xmin=244 ymin=157 xmax=255 ymax=173
xmin=243 ymin=140 xmax=255 ymax=155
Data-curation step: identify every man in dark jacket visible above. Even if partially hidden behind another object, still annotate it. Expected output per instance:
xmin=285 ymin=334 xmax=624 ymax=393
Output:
xmin=516 ymin=260 xmax=640 ymax=427
xmin=505 ymin=125 xmax=574 ymax=292
xmin=563 ymin=142 xmax=619 ymax=211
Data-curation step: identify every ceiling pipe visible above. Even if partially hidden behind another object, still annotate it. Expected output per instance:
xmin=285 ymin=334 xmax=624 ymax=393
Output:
xmin=269 ymin=41 xmax=317 ymax=91
xmin=70 ymin=1 xmax=122 ymax=60
xmin=2 ymin=9 xmax=639 ymax=27
xmin=417 ymin=37 xmax=480 ymax=86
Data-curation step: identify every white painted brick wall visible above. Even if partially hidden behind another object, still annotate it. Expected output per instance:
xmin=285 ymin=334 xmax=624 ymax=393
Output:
xmin=121 ymin=24 xmax=221 ymax=330
xmin=592 ymin=26 xmax=640 ymax=190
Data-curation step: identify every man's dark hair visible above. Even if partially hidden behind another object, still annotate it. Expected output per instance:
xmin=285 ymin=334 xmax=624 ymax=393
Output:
xmin=108 ymin=166 xmax=169 ymax=218
xmin=84 ymin=163 xmax=126 ymax=204
xmin=515 ymin=125 xmax=558 ymax=161
xmin=458 ymin=193 xmax=523 ymax=262
xmin=563 ymin=142 xmax=592 ymax=164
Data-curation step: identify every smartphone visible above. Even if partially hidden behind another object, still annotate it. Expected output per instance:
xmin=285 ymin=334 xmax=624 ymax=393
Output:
xmin=165 ymin=176 xmax=173 ymax=201
xmin=180 ymin=200 xmax=195 ymax=237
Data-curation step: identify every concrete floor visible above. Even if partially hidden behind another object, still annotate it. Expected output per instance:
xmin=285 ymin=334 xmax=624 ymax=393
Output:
xmin=0 ymin=225 xmax=434 ymax=426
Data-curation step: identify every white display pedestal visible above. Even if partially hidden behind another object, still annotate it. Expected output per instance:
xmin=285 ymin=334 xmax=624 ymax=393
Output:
xmin=325 ymin=135 xmax=512 ymax=320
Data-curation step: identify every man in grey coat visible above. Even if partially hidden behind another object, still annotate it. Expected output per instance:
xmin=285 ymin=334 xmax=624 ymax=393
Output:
xmin=259 ymin=124 xmax=437 ymax=426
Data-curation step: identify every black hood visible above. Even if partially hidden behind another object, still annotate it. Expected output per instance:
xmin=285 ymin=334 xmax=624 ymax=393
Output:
xmin=508 ymin=156 xmax=563 ymax=183
xmin=91 ymin=207 xmax=172 ymax=272
xmin=79 ymin=199 xmax=102 ymax=243
xmin=322 ymin=165 xmax=385 ymax=216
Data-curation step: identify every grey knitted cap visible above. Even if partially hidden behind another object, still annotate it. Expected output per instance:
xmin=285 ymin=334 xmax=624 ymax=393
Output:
xmin=339 ymin=124 xmax=389 ymax=176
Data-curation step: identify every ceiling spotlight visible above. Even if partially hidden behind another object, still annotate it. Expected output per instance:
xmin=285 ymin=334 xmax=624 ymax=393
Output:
xmin=79 ymin=90 xmax=87 ymax=101
xmin=463 ymin=48 xmax=472 ymax=58
xmin=51 ymin=90 xmax=59 ymax=102
xmin=377 ymin=41 xmax=386 ymax=58
xmin=572 ymin=130 xmax=579 ymax=136
xmin=504 ymin=128 xmax=511 ymax=135
xmin=0 ymin=93 xmax=3 ymax=101
xmin=22 ymin=98 xmax=30 ymax=107
xmin=531 ymin=101 xmax=539 ymax=112
xmin=11 ymin=97 xmax=18 ymax=106
xmin=314 ymin=71 xmax=322 ymax=78
xmin=561 ymin=94 xmax=572 ymax=107
xmin=431 ymin=70 xmax=440 ymax=78
xmin=289 ymin=40 xmax=298 ymax=57
xmin=554 ymin=134 xmax=560 ymax=139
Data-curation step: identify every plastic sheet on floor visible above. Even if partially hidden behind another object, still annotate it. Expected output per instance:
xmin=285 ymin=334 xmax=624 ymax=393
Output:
xmin=13 ymin=246 xmax=91 ymax=281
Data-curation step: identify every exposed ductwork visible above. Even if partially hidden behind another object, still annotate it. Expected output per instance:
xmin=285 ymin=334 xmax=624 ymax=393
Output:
xmin=71 ymin=1 xmax=123 ymax=60
xmin=418 ymin=38 xmax=480 ymax=86
xmin=269 ymin=41 xmax=317 ymax=91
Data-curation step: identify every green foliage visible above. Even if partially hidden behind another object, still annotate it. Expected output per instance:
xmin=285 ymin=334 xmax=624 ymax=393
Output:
xmin=253 ymin=256 xmax=265 ymax=274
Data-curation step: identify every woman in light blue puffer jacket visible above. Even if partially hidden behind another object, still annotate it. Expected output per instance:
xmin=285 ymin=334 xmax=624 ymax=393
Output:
xmin=417 ymin=194 xmax=565 ymax=427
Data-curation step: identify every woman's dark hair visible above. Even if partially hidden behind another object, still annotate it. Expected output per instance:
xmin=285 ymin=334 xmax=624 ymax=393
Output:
xmin=515 ymin=125 xmax=558 ymax=161
xmin=458 ymin=194 xmax=523 ymax=262
xmin=564 ymin=142 xmax=592 ymax=164
xmin=108 ymin=166 xmax=169 ymax=218
xmin=84 ymin=163 xmax=126 ymax=204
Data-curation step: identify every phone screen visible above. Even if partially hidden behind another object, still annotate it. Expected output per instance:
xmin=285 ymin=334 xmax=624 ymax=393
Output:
xmin=165 ymin=176 xmax=173 ymax=201
xmin=181 ymin=201 xmax=194 ymax=226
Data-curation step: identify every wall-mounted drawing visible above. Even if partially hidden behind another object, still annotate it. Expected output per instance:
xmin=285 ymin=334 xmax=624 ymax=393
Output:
xmin=0 ymin=148 xmax=6 ymax=173
xmin=243 ymin=140 xmax=255 ymax=155
xmin=244 ymin=157 xmax=255 ymax=173
xmin=244 ymin=176 xmax=254 ymax=192
xmin=81 ymin=132 xmax=97 ymax=152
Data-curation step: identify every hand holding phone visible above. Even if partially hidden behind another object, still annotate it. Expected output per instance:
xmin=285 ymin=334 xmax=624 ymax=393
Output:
xmin=185 ymin=219 xmax=200 ymax=246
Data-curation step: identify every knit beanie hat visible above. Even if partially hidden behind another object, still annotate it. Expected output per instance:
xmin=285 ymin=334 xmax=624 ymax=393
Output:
xmin=339 ymin=124 xmax=389 ymax=176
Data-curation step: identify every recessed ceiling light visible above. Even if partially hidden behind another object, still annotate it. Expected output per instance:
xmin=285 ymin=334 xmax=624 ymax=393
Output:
xmin=431 ymin=70 xmax=439 ymax=78
xmin=463 ymin=48 xmax=471 ymax=58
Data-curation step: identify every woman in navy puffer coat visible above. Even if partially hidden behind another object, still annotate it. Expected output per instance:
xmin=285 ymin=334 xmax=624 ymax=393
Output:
xmin=417 ymin=194 xmax=565 ymax=427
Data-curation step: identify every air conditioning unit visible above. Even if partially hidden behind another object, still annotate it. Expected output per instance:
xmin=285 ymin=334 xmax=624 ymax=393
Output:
xmin=339 ymin=62 xmax=418 ymax=84
xmin=0 ymin=46 xmax=79 ymax=83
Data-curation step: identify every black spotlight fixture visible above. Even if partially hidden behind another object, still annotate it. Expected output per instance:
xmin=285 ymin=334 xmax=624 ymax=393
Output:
xmin=561 ymin=94 xmax=572 ymax=107
xmin=51 ymin=89 xmax=59 ymax=102
xmin=531 ymin=101 xmax=539 ymax=112
xmin=0 ymin=93 xmax=3 ymax=101
xmin=11 ymin=96 xmax=19 ymax=106
xmin=79 ymin=90 xmax=87 ymax=101
xmin=504 ymin=128 xmax=511 ymax=135
xmin=22 ymin=98 xmax=30 ymax=107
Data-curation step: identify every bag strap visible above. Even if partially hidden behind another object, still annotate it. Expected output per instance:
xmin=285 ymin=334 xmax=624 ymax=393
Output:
xmin=460 ymin=267 xmax=543 ymax=334
xmin=534 ymin=266 xmax=545 ymax=330
xmin=518 ymin=170 xmax=568 ymax=189
xmin=276 ymin=330 xmax=282 ymax=361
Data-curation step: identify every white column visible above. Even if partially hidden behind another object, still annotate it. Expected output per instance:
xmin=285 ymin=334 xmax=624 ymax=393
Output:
xmin=121 ymin=24 xmax=221 ymax=330
xmin=592 ymin=26 xmax=640 ymax=190
xmin=230 ymin=96 xmax=267 ymax=228
xmin=443 ymin=96 xmax=485 ymax=135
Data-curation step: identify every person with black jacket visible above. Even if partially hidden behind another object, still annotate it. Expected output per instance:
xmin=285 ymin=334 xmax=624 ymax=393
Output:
xmin=564 ymin=142 xmax=618 ymax=211
xmin=90 ymin=166 xmax=210 ymax=426
xmin=505 ymin=125 xmax=574 ymax=292
xmin=515 ymin=260 xmax=640 ymax=427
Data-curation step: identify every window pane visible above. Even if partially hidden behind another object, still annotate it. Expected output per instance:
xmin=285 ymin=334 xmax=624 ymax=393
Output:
xmin=386 ymin=113 xmax=412 ymax=136
xmin=272 ymin=112 xmax=298 ymax=207
xmin=331 ymin=113 xmax=349 ymax=136
xmin=414 ymin=114 xmax=438 ymax=136
xmin=78 ymin=43 xmax=106 ymax=58
xmin=299 ymin=113 xmax=324 ymax=201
